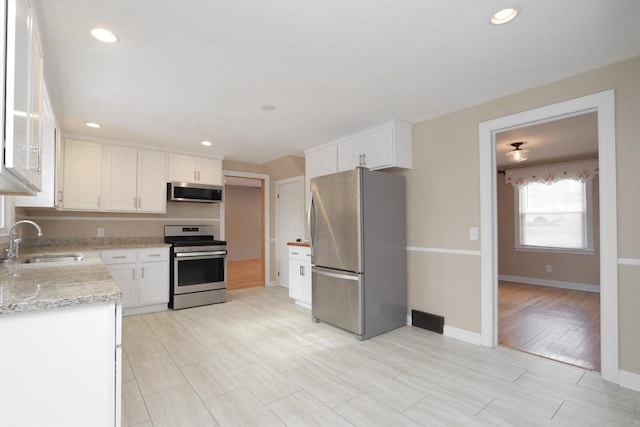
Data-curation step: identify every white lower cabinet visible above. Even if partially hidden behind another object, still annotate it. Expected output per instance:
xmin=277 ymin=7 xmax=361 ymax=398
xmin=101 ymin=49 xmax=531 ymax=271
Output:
xmin=100 ymin=247 xmax=169 ymax=315
xmin=0 ymin=301 xmax=121 ymax=427
xmin=288 ymin=245 xmax=311 ymax=308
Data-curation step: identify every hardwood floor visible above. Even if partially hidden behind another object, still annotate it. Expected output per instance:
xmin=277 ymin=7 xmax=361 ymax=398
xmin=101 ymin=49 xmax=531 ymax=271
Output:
xmin=499 ymin=281 xmax=600 ymax=371
xmin=227 ymin=258 xmax=264 ymax=290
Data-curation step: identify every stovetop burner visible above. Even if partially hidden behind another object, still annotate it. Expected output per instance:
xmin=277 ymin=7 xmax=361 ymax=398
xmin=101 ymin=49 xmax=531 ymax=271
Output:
xmin=164 ymin=225 xmax=226 ymax=247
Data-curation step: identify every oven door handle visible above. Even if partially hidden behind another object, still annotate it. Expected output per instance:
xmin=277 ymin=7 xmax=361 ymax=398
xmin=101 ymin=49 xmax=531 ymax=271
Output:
xmin=175 ymin=251 xmax=227 ymax=258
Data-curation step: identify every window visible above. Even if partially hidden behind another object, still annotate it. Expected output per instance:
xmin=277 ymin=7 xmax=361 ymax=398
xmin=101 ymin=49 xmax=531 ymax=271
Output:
xmin=506 ymin=159 xmax=598 ymax=254
xmin=515 ymin=180 xmax=593 ymax=252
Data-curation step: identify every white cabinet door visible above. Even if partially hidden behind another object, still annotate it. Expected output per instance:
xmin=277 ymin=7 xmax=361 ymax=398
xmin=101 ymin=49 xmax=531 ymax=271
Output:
xmin=15 ymin=83 xmax=58 ymax=208
xmin=288 ymin=257 xmax=303 ymax=300
xmin=61 ymin=139 xmax=103 ymax=210
xmin=27 ymin=21 xmax=43 ymax=190
xmin=360 ymin=127 xmax=394 ymax=169
xmin=137 ymin=149 xmax=167 ymax=213
xmin=105 ymin=263 xmax=137 ymax=309
xmin=288 ymin=246 xmax=311 ymax=307
xmin=3 ymin=0 xmax=31 ymax=186
xmin=139 ymin=261 xmax=169 ymax=306
xmin=337 ymin=137 xmax=362 ymax=171
xmin=168 ymin=153 xmax=198 ymax=182
xmin=168 ymin=153 xmax=221 ymax=185
xmin=101 ymin=248 xmax=169 ymax=312
xmin=103 ymin=145 xmax=138 ymax=212
xmin=197 ymin=157 xmax=222 ymax=185
xmin=0 ymin=302 xmax=118 ymax=427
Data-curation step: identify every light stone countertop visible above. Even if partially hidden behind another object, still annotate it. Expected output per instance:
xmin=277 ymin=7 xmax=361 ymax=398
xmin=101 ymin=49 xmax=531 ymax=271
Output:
xmin=0 ymin=238 xmax=170 ymax=316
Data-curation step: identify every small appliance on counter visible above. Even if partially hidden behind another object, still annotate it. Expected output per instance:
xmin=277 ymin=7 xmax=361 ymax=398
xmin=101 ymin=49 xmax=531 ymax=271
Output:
xmin=164 ymin=225 xmax=227 ymax=309
xmin=309 ymin=167 xmax=407 ymax=340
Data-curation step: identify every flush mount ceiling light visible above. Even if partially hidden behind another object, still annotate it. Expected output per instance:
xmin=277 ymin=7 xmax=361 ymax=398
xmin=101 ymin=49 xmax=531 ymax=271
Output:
xmin=491 ymin=7 xmax=519 ymax=25
xmin=90 ymin=28 xmax=118 ymax=43
xmin=506 ymin=142 xmax=529 ymax=162
xmin=201 ymin=141 xmax=212 ymax=146
xmin=85 ymin=122 xmax=101 ymax=128
xmin=261 ymin=104 xmax=276 ymax=111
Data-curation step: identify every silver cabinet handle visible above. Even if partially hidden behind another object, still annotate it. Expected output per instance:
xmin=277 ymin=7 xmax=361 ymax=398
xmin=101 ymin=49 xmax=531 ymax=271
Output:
xmin=132 ymin=269 xmax=135 ymax=280
xmin=148 ymin=254 xmax=161 ymax=257
xmin=197 ymin=171 xmax=201 ymax=181
xmin=58 ymin=191 xmax=63 ymax=203
xmin=300 ymin=265 xmax=305 ymax=276
xmin=142 ymin=267 xmax=145 ymax=279
xmin=362 ymin=153 xmax=366 ymax=165
xmin=112 ymin=256 xmax=127 ymax=260
xmin=291 ymin=251 xmax=299 ymax=255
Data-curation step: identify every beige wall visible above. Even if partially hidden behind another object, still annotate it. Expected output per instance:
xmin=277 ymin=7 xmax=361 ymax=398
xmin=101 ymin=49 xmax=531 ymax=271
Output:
xmin=225 ymin=185 xmax=262 ymax=261
xmin=497 ymin=174 xmax=600 ymax=286
xmin=401 ymin=56 xmax=639 ymax=374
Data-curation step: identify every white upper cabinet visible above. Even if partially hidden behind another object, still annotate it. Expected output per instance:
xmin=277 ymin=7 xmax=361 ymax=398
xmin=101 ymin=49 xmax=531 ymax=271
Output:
xmin=337 ymin=120 xmax=412 ymax=171
xmin=102 ymin=146 xmax=167 ymax=213
xmin=102 ymin=145 xmax=137 ymax=212
xmin=305 ymin=144 xmax=338 ymax=180
xmin=137 ymin=149 xmax=168 ymax=213
xmin=168 ymin=153 xmax=222 ymax=186
xmin=61 ymin=139 xmax=103 ymax=210
xmin=1 ymin=0 xmax=45 ymax=194
xmin=15 ymin=82 xmax=60 ymax=208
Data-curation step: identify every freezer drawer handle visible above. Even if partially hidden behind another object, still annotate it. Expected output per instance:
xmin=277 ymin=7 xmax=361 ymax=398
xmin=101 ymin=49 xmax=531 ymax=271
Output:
xmin=312 ymin=267 xmax=359 ymax=281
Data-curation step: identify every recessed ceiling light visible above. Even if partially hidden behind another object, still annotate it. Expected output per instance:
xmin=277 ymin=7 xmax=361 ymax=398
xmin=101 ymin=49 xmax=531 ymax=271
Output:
xmin=261 ymin=104 xmax=276 ymax=111
xmin=491 ymin=7 xmax=519 ymax=25
xmin=91 ymin=28 xmax=118 ymax=43
xmin=201 ymin=141 xmax=212 ymax=146
xmin=85 ymin=122 xmax=101 ymax=128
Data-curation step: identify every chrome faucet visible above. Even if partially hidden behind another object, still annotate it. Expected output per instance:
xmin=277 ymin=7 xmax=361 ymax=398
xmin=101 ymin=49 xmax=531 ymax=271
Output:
xmin=5 ymin=220 xmax=43 ymax=260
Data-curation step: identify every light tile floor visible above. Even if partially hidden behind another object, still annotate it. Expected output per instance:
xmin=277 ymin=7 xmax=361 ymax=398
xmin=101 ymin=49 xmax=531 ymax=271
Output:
xmin=122 ymin=287 xmax=640 ymax=426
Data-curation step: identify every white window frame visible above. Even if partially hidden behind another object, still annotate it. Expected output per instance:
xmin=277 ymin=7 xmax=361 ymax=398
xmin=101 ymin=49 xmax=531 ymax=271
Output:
xmin=514 ymin=179 xmax=594 ymax=255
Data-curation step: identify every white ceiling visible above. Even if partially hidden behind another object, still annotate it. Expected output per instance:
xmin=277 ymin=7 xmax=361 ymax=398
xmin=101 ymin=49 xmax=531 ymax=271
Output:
xmin=496 ymin=111 xmax=598 ymax=168
xmin=33 ymin=0 xmax=640 ymax=164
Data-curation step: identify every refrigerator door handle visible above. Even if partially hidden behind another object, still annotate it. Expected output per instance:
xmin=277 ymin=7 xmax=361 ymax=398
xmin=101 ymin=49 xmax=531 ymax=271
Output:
xmin=312 ymin=266 xmax=359 ymax=281
xmin=308 ymin=192 xmax=316 ymax=256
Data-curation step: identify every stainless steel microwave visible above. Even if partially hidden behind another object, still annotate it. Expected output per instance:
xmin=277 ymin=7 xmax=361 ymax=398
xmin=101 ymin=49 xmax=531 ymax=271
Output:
xmin=167 ymin=182 xmax=223 ymax=203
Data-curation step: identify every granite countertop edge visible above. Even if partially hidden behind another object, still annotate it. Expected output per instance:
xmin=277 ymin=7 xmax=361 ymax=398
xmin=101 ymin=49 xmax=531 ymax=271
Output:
xmin=0 ymin=237 xmax=170 ymax=316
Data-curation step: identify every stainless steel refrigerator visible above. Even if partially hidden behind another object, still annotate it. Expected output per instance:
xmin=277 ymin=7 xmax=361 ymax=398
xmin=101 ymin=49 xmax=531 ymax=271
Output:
xmin=309 ymin=167 xmax=407 ymax=340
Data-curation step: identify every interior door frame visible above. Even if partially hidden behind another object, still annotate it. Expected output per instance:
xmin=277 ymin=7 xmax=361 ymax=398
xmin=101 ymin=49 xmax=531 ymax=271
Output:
xmin=221 ymin=170 xmax=270 ymax=288
xmin=275 ymin=175 xmax=305 ymax=287
xmin=478 ymin=90 xmax=618 ymax=383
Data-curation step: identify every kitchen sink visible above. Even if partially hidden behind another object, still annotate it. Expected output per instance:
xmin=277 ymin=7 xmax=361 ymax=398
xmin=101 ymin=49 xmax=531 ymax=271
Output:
xmin=20 ymin=253 xmax=84 ymax=264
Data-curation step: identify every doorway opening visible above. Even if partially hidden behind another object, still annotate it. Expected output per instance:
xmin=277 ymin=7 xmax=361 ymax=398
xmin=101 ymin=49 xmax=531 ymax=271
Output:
xmin=479 ymin=90 xmax=618 ymax=383
xmin=223 ymin=171 xmax=270 ymax=290
xmin=495 ymin=113 xmax=601 ymax=370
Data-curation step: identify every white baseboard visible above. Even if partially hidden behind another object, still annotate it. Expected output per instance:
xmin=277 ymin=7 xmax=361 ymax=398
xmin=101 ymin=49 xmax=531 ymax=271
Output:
xmin=443 ymin=325 xmax=483 ymax=346
xmin=407 ymin=315 xmax=482 ymax=346
xmin=619 ymin=370 xmax=640 ymax=392
xmin=266 ymin=281 xmax=279 ymax=288
xmin=123 ymin=304 xmax=167 ymax=316
xmin=499 ymin=274 xmax=600 ymax=293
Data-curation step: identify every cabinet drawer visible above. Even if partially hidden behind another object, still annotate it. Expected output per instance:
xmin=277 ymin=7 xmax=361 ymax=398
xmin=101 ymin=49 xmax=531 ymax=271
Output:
xmin=99 ymin=250 xmax=136 ymax=264
xmin=138 ymin=247 xmax=169 ymax=262
xmin=288 ymin=246 xmax=311 ymax=262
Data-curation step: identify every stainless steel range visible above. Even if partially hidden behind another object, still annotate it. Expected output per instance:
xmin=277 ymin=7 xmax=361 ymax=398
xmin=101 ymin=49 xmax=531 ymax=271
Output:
xmin=164 ymin=225 xmax=227 ymax=309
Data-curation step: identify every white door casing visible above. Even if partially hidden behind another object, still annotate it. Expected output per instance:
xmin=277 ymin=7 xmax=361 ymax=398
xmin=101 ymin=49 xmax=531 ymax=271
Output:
xmin=478 ymin=89 xmax=618 ymax=384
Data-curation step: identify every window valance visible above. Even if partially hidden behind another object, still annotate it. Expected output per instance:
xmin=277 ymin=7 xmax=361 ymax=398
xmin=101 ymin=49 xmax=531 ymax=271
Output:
xmin=505 ymin=159 xmax=599 ymax=187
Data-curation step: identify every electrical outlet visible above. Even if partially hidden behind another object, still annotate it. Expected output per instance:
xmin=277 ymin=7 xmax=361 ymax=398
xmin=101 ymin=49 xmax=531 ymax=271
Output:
xmin=97 ymin=227 xmax=105 ymax=237
xmin=545 ymin=264 xmax=552 ymax=273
